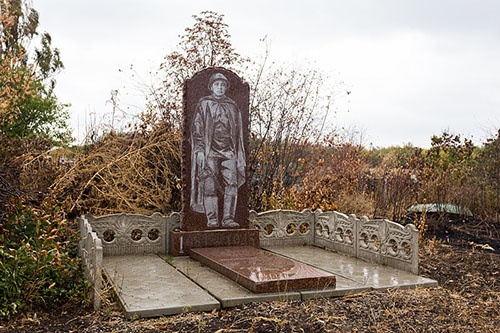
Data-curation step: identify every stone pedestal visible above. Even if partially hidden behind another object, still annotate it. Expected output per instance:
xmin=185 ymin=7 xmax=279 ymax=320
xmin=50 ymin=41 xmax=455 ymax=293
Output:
xmin=169 ymin=229 xmax=259 ymax=256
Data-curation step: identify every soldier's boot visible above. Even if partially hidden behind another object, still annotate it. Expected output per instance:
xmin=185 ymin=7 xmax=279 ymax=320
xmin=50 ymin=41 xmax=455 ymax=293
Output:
xmin=204 ymin=196 xmax=219 ymax=228
xmin=222 ymin=190 xmax=239 ymax=228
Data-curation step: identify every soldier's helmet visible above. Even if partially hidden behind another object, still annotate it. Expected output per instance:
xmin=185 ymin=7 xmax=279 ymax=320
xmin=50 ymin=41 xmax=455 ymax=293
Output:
xmin=208 ymin=72 xmax=230 ymax=91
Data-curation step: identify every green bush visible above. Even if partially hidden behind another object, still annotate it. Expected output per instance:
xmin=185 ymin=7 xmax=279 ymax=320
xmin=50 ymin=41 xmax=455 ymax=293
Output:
xmin=0 ymin=199 xmax=87 ymax=319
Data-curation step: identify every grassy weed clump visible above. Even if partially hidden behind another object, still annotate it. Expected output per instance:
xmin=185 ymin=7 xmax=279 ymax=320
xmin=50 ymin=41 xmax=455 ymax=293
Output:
xmin=0 ymin=199 xmax=87 ymax=319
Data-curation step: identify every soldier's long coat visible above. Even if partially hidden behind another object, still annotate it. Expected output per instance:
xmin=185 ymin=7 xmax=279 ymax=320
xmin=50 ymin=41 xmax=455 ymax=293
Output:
xmin=190 ymin=95 xmax=246 ymax=213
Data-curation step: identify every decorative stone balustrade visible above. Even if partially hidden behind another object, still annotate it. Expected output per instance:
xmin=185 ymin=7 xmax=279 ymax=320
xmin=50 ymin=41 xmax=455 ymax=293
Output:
xmin=354 ymin=217 xmax=418 ymax=274
xmin=78 ymin=209 xmax=419 ymax=309
xmin=248 ymin=209 xmax=419 ymax=275
xmin=248 ymin=209 xmax=314 ymax=247
xmin=78 ymin=215 xmax=103 ymax=310
xmin=84 ymin=212 xmax=180 ymax=256
xmin=314 ymin=210 xmax=357 ymax=257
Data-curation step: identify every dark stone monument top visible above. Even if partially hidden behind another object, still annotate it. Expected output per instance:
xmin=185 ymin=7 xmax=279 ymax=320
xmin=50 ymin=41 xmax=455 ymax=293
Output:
xmin=181 ymin=67 xmax=250 ymax=232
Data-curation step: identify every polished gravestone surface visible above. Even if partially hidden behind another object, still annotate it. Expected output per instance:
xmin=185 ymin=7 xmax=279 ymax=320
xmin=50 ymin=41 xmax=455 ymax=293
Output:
xmin=171 ymin=67 xmax=257 ymax=256
xmin=181 ymin=67 xmax=250 ymax=231
xmin=190 ymin=246 xmax=336 ymax=293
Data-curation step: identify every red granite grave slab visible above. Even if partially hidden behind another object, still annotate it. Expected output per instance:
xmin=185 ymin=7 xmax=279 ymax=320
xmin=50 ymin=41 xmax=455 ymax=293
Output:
xmin=170 ymin=229 xmax=259 ymax=256
xmin=190 ymin=246 xmax=336 ymax=293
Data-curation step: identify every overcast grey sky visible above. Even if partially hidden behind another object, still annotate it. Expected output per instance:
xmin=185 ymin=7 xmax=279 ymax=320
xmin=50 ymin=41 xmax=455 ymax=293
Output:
xmin=36 ymin=0 xmax=500 ymax=147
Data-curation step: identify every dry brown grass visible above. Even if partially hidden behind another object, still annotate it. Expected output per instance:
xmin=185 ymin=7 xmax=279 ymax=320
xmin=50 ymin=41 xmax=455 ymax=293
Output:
xmin=49 ymin=127 xmax=181 ymax=217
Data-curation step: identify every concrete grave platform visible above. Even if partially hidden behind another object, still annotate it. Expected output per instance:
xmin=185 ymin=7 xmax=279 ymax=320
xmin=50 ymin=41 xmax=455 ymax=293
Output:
xmin=103 ymin=246 xmax=437 ymax=318
xmin=102 ymin=255 xmax=219 ymax=318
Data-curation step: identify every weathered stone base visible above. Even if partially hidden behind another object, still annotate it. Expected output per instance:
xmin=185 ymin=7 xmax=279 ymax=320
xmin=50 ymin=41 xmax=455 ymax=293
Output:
xmin=102 ymin=255 xmax=219 ymax=318
xmin=169 ymin=229 xmax=259 ymax=256
xmin=190 ymin=246 xmax=336 ymax=293
xmin=101 ymin=246 xmax=437 ymax=318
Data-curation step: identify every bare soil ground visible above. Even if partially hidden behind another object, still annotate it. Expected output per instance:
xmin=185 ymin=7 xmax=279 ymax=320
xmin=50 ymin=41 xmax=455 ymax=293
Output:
xmin=2 ymin=220 xmax=499 ymax=332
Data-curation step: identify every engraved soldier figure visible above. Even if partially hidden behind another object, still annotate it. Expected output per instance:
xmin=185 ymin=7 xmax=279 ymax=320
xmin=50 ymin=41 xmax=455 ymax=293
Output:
xmin=190 ymin=73 xmax=246 ymax=228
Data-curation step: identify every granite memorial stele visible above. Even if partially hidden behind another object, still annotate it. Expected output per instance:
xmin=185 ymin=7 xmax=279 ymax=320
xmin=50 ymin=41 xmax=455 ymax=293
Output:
xmin=170 ymin=67 xmax=259 ymax=255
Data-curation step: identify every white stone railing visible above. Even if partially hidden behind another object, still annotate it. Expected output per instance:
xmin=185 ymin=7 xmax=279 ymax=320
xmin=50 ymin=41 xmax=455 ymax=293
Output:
xmin=365 ymin=218 xmax=418 ymax=274
xmin=84 ymin=212 xmax=180 ymax=256
xmin=249 ymin=209 xmax=419 ymax=274
xmin=314 ymin=210 xmax=357 ymax=257
xmin=248 ymin=209 xmax=314 ymax=247
xmin=77 ymin=215 xmax=103 ymax=310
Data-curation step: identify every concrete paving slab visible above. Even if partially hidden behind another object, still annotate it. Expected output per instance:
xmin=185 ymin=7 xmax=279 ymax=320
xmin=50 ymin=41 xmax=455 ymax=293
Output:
xmin=164 ymin=255 xmax=302 ymax=308
xmin=103 ymin=255 xmax=220 ymax=318
xmin=264 ymin=246 xmax=438 ymax=290
xmin=299 ymin=274 xmax=371 ymax=300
